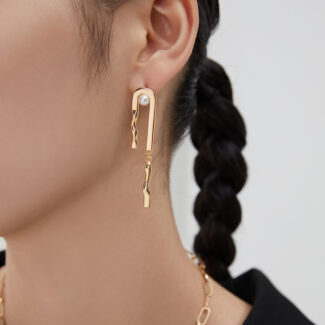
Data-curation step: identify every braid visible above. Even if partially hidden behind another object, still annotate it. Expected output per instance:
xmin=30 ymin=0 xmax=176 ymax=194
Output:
xmin=190 ymin=57 xmax=248 ymax=281
xmin=167 ymin=0 xmax=248 ymax=281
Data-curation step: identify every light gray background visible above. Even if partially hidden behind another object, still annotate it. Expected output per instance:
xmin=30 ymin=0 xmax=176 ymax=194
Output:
xmin=171 ymin=0 xmax=324 ymax=324
xmin=1 ymin=0 xmax=324 ymax=324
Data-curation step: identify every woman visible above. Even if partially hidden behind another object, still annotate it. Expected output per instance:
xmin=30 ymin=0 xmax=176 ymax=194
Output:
xmin=0 ymin=0 xmax=315 ymax=324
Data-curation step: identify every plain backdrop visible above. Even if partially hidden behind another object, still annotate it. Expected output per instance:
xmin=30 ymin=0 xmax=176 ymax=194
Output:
xmin=0 ymin=0 xmax=324 ymax=324
xmin=171 ymin=0 xmax=324 ymax=324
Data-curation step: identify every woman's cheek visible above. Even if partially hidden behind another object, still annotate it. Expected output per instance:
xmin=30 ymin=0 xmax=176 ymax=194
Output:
xmin=0 ymin=0 xmax=97 ymax=235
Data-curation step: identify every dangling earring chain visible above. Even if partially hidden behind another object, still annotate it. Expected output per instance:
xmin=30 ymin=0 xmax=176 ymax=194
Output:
xmin=131 ymin=88 xmax=157 ymax=208
xmin=0 ymin=250 xmax=212 ymax=325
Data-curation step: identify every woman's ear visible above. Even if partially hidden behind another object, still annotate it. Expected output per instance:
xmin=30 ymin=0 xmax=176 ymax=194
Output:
xmin=129 ymin=0 xmax=199 ymax=94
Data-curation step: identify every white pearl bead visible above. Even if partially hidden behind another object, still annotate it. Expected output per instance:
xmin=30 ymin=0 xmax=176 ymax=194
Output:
xmin=139 ymin=94 xmax=150 ymax=106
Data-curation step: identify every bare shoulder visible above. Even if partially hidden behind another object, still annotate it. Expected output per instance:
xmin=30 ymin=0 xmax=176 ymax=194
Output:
xmin=0 ymin=265 xmax=6 ymax=292
xmin=0 ymin=265 xmax=5 ymax=275
xmin=208 ymin=276 xmax=252 ymax=325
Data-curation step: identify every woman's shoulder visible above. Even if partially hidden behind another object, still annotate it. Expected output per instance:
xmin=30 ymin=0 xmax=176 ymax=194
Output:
xmin=219 ymin=267 xmax=316 ymax=325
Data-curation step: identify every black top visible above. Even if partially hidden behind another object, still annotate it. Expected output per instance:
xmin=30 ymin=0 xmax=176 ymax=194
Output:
xmin=0 ymin=250 xmax=316 ymax=324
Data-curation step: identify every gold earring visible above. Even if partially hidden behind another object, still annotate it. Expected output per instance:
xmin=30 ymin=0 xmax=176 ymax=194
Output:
xmin=131 ymin=88 xmax=157 ymax=208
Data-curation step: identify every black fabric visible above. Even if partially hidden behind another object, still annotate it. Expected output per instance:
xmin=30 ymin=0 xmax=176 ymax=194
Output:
xmin=219 ymin=268 xmax=316 ymax=324
xmin=0 ymin=249 xmax=316 ymax=324
xmin=0 ymin=249 xmax=5 ymax=268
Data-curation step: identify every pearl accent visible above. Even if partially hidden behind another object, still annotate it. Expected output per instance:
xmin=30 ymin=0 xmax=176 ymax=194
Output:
xmin=139 ymin=94 xmax=150 ymax=106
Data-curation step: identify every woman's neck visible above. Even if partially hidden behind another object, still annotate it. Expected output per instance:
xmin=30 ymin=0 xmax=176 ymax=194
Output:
xmin=1 ymin=159 xmax=253 ymax=325
xmin=2 ymin=165 xmax=210 ymax=324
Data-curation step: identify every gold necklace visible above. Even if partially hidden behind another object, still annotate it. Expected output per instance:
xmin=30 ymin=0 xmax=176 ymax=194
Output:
xmin=185 ymin=249 xmax=214 ymax=325
xmin=0 ymin=271 xmax=5 ymax=325
xmin=0 ymin=250 xmax=213 ymax=325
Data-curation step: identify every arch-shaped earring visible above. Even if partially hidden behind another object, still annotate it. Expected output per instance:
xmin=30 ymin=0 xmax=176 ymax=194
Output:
xmin=131 ymin=88 xmax=157 ymax=208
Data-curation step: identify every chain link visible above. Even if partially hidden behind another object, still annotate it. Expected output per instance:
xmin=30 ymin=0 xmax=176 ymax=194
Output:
xmin=185 ymin=250 xmax=213 ymax=325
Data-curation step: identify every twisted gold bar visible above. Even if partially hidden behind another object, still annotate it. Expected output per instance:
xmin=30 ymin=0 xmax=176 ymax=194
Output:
xmin=131 ymin=88 xmax=157 ymax=208
xmin=143 ymin=151 xmax=152 ymax=207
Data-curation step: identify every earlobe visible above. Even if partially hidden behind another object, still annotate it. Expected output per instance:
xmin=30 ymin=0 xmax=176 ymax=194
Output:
xmin=129 ymin=0 xmax=199 ymax=94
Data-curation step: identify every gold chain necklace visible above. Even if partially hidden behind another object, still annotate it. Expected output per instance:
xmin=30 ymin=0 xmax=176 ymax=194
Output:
xmin=0 ymin=270 xmax=5 ymax=325
xmin=0 ymin=250 xmax=213 ymax=325
xmin=185 ymin=249 xmax=214 ymax=324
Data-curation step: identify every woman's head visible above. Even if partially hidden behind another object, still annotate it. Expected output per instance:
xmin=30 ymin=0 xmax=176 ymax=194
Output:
xmin=0 ymin=0 xmax=247 ymax=282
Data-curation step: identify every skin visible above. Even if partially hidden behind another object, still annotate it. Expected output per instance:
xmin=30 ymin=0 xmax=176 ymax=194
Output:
xmin=0 ymin=0 xmax=252 ymax=324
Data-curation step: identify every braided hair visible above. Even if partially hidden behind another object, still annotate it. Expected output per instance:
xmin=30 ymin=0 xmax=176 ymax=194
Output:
xmin=169 ymin=0 xmax=248 ymax=281
xmin=78 ymin=0 xmax=248 ymax=282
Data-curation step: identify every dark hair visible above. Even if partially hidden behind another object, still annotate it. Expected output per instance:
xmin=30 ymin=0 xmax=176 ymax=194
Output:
xmin=76 ymin=0 xmax=248 ymax=282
